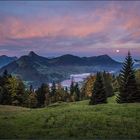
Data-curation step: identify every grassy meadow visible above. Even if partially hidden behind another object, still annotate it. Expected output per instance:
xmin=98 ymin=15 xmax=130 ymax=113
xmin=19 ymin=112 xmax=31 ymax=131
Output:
xmin=0 ymin=96 xmax=140 ymax=139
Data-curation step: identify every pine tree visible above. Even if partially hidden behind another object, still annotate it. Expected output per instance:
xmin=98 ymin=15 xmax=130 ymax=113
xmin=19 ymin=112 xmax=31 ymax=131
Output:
xmin=29 ymin=85 xmax=34 ymax=92
xmin=28 ymin=91 xmax=38 ymax=108
xmin=36 ymin=83 xmax=49 ymax=107
xmin=0 ymin=70 xmax=12 ymax=105
xmin=16 ymin=79 xmax=25 ymax=106
xmin=81 ymin=83 xmax=86 ymax=100
xmin=3 ymin=69 xmax=8 ymax=78
xmin=112 ymin=75 xmax=119 ymax=93
xmin=117 ymin=51 xmax=140 ymax=103
xmin=51 ymin=82 xmax=56 ymax=96
xmin=90 ymin=72 xmax=107 ymax=105
xmin=56 ymin=83 xmax=64 ymax=101
xmin=64 ymin=87 xmax=69 ymax=102
xmin=70 ymin=80 xmax=75 ymax=96
xmin=136 ymin=70 xmax=140 ymax=90
xmin=74 ymin=83 xmax=81 ymax=101
xmin=7 ymin=76 xmax=18 ymax=105
xmin=102 ymin=71 xmax=114 ymax=97
xmin=50 ymin=81 xmax=56 ymax=103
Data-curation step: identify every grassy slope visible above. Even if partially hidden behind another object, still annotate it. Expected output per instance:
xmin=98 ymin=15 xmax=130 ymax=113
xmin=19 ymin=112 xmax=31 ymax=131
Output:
xmin=0 ymin=96 xmax=140 ymax=139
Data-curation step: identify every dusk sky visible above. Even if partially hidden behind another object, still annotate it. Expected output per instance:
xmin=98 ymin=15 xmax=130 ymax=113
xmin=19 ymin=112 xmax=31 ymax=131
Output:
xmin=0 ymin=1 xmax=140 ymax=61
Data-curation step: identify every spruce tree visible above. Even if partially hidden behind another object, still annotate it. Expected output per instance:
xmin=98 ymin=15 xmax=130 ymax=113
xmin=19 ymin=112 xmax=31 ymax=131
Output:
xmin=1 ymin=70 xmax=12 ymax=105
xmin=74 ymin=83 xmax=81 ymax=101
xmin=64 ymin=87 xmax=69 ymax=102
xmin=28 ymin=91 xmax=38 ymax=108
xmin=90 ymin=72 xmax=107 ymax=105
xmin=50 ymin=82 xmax=56 ymax=102
xmin=16 ymin=79 xmax=25 ymax=106
xmin=117 ymin=51 xmax=140 ymax=103
xmin=3 ymin=69 xmax=8 ymax=78
xmin=103 ymin=71 xmax=114 ymax=97
xmin=29 ymin=85 xmax=34 ymax=92
xmin=70 ymin=80 xmax=75 ymax=96
xmin=36 ymin=83 xmax=49 ymax=107
xmin=51 ymin=82 xmax=56 ymax=96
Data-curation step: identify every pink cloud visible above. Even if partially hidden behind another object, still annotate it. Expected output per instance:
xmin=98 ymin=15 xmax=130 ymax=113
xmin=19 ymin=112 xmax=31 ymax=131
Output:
xmin=0 ymin=6 xmax=117 ymax=44
xmin=0 ymin=2 xmax=140 ymax=52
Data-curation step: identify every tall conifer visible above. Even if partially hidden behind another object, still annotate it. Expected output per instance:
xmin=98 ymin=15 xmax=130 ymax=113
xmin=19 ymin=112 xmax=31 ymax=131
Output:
xmin=117 ymin=51 xmax=140 ymax=103
xmin=90 ymin=72 xmax=107 ymax=105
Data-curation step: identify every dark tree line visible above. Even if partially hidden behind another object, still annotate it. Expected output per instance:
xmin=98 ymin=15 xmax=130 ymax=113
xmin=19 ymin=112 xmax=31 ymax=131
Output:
xmin=0 ymin=70 xmax=82 ymax=108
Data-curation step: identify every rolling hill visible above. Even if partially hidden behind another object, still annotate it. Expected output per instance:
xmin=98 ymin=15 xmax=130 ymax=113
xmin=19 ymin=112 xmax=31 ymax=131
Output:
xmin=0 ymin=96 xmax=140 ymax=139
xmin=0 ymin=52 xmax=121 ymax=87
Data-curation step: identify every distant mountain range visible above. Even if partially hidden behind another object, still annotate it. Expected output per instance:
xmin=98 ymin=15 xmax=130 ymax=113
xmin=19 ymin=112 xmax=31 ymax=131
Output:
xmin=0 ymin=51 xmax=122 ymax=87
xmin=134 ymin=59 xmax=140 ymax=62
xmin=134 ymin=59 xmax=140 ymax=69
xmin=0 ymin=55 xmax=17 ymax=68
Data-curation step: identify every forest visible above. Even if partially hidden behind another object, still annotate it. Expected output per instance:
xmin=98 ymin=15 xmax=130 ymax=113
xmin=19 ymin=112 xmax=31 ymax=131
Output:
xmin=0 ymin=52 xmax=140 ymax=108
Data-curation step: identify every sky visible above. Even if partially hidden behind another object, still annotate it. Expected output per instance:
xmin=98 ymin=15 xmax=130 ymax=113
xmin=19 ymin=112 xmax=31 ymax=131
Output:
xmin=0 ymin=1 xmax=140 ymax=61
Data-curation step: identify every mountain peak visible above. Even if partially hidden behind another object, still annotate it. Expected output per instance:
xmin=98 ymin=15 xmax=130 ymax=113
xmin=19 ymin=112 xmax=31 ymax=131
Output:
xmin=60 ymin=54 xmax=79 ymax=58
xmin=28 ymin=51 xmax=38 ymax=57
xmin=99 ymin=54 xmax=110 ymax=58
xmin=1 ymin=55 xmax=7 ymax=58
xmin=96 ymin=54 xmax=112 ymax=60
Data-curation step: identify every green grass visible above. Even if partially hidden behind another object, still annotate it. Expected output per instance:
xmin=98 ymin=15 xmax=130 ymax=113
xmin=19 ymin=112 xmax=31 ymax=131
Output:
xmin=0 ymin=96 xmax=140 ymax=139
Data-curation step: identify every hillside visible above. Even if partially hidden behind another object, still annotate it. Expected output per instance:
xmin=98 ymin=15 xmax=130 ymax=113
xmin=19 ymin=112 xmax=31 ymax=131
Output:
xmin=0 ymin=96 xmax=140 ymax=139
xmin=0 ymin=52 xmax=121 ymax=87
xmin=0 ymin=55 xmax=17 ymax=68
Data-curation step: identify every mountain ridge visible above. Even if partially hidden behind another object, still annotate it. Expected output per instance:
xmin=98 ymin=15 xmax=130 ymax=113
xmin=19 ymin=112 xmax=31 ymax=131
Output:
xmin=0 ymin=55 xmax=17 ymax=68
xmin=0 ymin=51 xmax=121 ymax=87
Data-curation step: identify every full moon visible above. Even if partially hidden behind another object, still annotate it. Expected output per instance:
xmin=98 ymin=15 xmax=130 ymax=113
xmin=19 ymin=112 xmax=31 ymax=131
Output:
xmin=116 ymin=49 xmax=120 ymax=53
